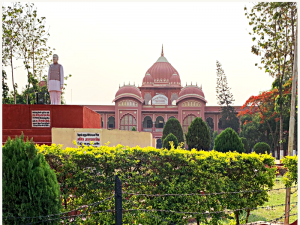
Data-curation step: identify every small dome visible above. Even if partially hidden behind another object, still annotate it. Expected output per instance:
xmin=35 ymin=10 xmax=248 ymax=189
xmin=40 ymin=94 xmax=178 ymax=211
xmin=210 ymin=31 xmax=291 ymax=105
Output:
xmin=113 ymin=85 xmax=143 ymax=103
xmin=142 ymin=72 xmax=154 ymax=86
xmin=177 ymin=85 xmax=207 ymax=103
xmin=169 ymin=73 xmax=181 ymax=86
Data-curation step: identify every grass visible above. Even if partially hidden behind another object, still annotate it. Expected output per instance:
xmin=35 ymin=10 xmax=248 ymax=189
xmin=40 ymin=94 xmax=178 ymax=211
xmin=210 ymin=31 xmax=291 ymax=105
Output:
xmin=189 ymin=176 xmax=298 ymax=224
xmin=245 ymin=176 xmax=298 ymax=223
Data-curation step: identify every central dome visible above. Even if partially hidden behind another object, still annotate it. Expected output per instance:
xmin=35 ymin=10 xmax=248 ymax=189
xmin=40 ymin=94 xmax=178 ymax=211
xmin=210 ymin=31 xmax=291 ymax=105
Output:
xmin=142 ymin=46 xmax=181 ymax=86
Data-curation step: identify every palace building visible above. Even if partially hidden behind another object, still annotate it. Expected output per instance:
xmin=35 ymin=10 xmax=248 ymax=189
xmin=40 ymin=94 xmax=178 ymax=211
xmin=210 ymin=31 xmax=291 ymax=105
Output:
xmin=84 ymin=47 xmax=242 ymax=148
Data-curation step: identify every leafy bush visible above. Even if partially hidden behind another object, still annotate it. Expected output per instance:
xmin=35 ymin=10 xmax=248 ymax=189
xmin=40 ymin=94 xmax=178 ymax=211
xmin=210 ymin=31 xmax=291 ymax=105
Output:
xmin=253 ymin=142 xmax=270 ymax=154
xmin=282 ymin=155 xmax=297 ymax=187
xmin=131 ymin=126 xmax=136 ymax=131
xmin=3 ymin=135 xmax=61 ymax=224
xmin=276 ymin=166 xmax=287 ymax=176
xmin=37 ymin=143 xmax=276 ymax=224
xmin=162 ymin=118 xmax=184 ymax=144
xmin=162 ymin=133 xmax=178 ymax=150
xmin=214 ymin=128 xmax=245 ymax=153
xmin=240 ymin=137 xmax=250 ymax=153
xmin=185 ymin=117 xmax=211 ymax=150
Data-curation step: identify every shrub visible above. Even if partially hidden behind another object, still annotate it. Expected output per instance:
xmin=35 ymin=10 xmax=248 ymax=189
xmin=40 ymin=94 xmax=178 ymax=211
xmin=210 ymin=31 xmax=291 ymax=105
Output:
xmin=282 ymin=155 xmax=298 ymax=187
xmin=185 ymin=117 xmax=211 ymax=150
xmin=38 ymin=144 xmax=276 ymax=224
xmin=162 ymin=118 xmax=184 ymax=144
xmin=163 ymin=133 xmax=178 ymax=150
xmin=2 ymin=135 xmax=61 ymax=224
xmin=240 ymin=137 xmax=250 ymax=153
xmin=214 ymin=128 xmax=245 ymax=153
xmin=131 ymin=126 xmax=136 ymax=131
xmin=253 ymin=142 xmax=270 ymax=154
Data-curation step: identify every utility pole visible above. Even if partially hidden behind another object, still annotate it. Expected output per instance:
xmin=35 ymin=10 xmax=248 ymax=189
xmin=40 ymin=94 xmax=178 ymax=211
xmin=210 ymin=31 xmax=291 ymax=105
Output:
xmin=284 ymin=19 xmax=297 ymax=225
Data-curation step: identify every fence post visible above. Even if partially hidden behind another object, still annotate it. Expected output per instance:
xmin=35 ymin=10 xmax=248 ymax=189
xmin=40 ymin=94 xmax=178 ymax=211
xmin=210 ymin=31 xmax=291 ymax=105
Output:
xmin=115 ymin=175 xmax=122 ymax=225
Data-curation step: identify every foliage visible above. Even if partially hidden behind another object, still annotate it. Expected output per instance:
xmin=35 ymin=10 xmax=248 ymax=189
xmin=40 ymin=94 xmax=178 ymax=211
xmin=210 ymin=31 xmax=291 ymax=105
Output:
xmin=36 ymin=143 xmax=276 ymax=224
xmin=240 ymin=137 xmax=250 ymax=153
xmin=185 ymin=117 xmax=211 ymax=150
xmin=162 ymin=133 xmax=178 ymax=150
xmin=253 ymin=142 xmax=271 ymax=154
xmin=131 ymin=126 xmax=136 ymax=131
xmin=214 ymin=128 xmax=245 ymax=153
xmin=2 ymin=135 xmax=61 ymax=224
xmin=218 ymin=106 xmax=240 ymax=133
xmin=282 ymin=155 xmax=297 ymax=187
xmin=245 ymin=2 xmax=297 ymax=151
xmin=216 ymin=60 xmax=240 ymax=132
xmin=2 ymin=2 xmax=24 ymax=104
xmin=2 ymin=70 xmax=10 ymax=103
xmin=211 ymin=131 xmax=218 ymax=149
xmin=162 ymin=118 xmax=184 ymax=144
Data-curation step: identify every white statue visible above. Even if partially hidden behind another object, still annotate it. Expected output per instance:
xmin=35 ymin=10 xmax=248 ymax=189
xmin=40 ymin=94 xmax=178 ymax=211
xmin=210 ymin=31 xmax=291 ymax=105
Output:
xmin=47 ymin=54 xmax=64 ymax=105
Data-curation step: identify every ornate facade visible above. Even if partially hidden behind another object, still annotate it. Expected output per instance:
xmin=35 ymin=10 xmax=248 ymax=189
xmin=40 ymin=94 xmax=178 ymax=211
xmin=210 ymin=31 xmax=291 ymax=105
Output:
xmin=84 ymin=47 xmax=242 ymax=147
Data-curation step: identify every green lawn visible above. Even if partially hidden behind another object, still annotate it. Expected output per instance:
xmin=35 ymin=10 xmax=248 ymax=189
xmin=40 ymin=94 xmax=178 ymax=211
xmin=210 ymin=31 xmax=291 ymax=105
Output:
xmin=245 ymin=176 xmax=298 ymax=223
xmin=189 ymin=176 xmax=297 ymax=224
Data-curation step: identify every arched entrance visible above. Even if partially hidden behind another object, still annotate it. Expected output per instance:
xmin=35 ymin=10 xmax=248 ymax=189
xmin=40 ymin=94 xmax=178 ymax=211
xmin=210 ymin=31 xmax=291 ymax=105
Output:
xmin=183 ymin=114 xmax=196 ymax=133
xmin=107 ymin=116 xmax=115 ymax=129
xmin=143 ymin=116 xmax=153 ymax=132
xmin=120 ymin=114 xmax=137 ymax=131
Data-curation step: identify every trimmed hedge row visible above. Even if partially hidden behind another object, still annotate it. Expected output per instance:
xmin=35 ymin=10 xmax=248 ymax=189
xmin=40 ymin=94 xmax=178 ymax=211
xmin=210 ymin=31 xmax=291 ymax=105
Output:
xmin=282 ymin=155 xmax=298 ymax=187
xmin=37 ymin=144 xmax=276 ymax=224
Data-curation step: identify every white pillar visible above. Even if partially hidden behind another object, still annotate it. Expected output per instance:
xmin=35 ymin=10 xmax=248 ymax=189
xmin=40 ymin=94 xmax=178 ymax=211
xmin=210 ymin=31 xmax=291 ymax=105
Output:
xmin=280 ymin=150 xmax=284 ymax=159
xmin=293 ymin=150 xmax=296 ymax=156
xmin=275 ymin=151 xmax=278 ymax=160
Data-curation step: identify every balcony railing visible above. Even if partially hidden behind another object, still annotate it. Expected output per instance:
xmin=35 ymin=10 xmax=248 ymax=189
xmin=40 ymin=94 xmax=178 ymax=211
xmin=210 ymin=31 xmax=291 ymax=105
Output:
xmin=155 ymin=128 xmax=163 ymax=132
xmin=143 ymin=128 xmax=152 ymax=132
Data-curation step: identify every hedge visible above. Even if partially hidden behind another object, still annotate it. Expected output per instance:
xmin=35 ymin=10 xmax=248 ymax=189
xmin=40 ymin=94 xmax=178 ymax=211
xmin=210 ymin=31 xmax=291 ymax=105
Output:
xmin=162 ymin=118 xmax=184 ymax=144
xmin=162 ymin=133 xmax=178 ymax=150
xmin=36 ymin=143 xmax=276 ymax=224
xmin=3 ymin=135 xmax=61 ymax=225
xmin=281 ymin=155 xmax=298 ymax=187
xmin=214 ymin=128 xmax=245 ymax=153
xmin=253 ymin=142 xmax=271 ymax=154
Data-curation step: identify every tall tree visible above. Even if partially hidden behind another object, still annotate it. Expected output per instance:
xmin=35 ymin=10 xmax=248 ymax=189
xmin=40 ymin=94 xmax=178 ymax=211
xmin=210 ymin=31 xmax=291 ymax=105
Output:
xmin=17 ymin=3 xmax=53 ymax=104
xmin=245 ymin=2 xmax=297 ymax=151
xmin=216 ymin=60 xmax=240 ymax=132
xmin=2 ymin=3 xmax=24 ymax=104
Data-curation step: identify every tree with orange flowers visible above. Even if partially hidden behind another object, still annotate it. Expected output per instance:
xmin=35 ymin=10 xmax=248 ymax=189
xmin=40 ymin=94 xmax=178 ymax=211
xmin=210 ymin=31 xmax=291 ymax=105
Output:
xmin=239 ymin=78 xmax=295 ymax=151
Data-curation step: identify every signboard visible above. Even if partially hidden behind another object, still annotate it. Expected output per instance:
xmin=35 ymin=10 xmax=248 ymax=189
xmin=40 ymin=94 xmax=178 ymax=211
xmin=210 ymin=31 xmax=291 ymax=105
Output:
xmin=32 ymin=110 xmax=50 ymax=127
xmin=77 ymin=132 xmax=100 ymax=147
xmin=152 ymin=94 xmax=168 ymax=105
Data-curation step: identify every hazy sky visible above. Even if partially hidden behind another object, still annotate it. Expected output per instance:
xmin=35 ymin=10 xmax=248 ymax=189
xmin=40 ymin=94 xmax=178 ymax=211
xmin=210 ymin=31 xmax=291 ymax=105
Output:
xmin=4 ymin=2 xmax=275 ymax=106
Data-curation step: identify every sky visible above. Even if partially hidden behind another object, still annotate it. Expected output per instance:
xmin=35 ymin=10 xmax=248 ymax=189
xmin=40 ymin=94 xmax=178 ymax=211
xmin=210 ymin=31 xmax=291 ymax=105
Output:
xmin=3 ymin=2 xmax=275 ymax=106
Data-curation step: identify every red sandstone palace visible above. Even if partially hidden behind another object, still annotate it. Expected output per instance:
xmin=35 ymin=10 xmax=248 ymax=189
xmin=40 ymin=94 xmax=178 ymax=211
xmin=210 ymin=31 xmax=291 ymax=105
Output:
xmin=84 ymin=47 xmax=242 ymax=147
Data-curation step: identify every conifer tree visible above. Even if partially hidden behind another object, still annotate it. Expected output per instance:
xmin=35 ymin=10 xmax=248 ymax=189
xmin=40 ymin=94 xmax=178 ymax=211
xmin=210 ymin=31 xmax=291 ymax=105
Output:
xmin=216 ymin=60 xmax=240 ymax=132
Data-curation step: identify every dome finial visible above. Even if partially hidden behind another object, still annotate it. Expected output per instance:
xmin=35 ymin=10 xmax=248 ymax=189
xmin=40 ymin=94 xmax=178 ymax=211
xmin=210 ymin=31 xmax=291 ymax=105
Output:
xmin=119 ymin=84 xmax=120 ymax=88
xmin=196 ymin=82 xmax=198 ymax=86
xmin=161 ymin=44 xmax=164 ymax=56
xmin=129 ymin=81 xmax=130 ymax=85
xmin=186 ymin=82 xmax=187 ymax=86
xmin=191 ymin=81 xmax=192 ymax=85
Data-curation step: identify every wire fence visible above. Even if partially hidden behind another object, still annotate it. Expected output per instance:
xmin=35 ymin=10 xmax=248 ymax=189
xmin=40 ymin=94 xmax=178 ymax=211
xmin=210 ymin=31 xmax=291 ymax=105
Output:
xmin=2 ymin=176 xmax=297 ymax=225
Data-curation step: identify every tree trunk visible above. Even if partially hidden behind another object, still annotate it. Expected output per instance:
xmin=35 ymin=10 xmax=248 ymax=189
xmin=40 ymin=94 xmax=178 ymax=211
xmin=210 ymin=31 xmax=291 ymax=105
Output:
xmin=10 ymin=49 xmax=16 ymax=104
xmin=245 ymin=209 xmax=251 ymax=223
xmin=235 ymin=212 xmax=240 ymax=225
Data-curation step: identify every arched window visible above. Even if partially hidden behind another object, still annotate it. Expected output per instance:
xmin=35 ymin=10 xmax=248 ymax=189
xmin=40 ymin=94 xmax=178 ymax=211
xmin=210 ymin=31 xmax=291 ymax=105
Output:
xmin=206 ymin=117 xmax=214 ymax=131
xmin=183 ymin=114 xmax=196 ymax=133
xmin=107 ymin=116 xmax=115 ymax=129
xmin=171 ymin=93 xmax=178 ymax=105
xmin=120 ymin=114 xmax=137 ymax=131
xmin=155 ymin=116 xmax=165 ymax=128
xmin=143 ymin=116 xmax=153 ymax=128
xmin=168 ymin=116 xmax=176 ymax=120
xmin=144 ymin=93 xmax=152 ymax=105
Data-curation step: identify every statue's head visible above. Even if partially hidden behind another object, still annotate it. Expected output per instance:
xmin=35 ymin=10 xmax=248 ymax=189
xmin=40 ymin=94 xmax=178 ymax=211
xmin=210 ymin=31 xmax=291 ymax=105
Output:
xmin=53 ymin=54 xmax=59 ymax=64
